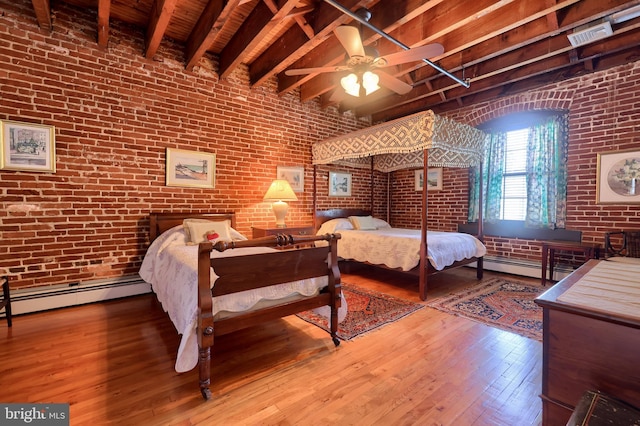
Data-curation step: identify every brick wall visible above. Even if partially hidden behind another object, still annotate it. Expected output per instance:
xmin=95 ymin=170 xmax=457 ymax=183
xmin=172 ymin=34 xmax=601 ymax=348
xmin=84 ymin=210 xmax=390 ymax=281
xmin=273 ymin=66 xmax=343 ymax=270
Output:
xmin=0 ymin=1 xmax=370 ymax=290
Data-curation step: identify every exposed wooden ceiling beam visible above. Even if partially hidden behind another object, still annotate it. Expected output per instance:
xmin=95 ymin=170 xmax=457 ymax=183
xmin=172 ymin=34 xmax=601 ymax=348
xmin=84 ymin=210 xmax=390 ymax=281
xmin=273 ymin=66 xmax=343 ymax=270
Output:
xmin=145 ymin=0 xmax=178 ymax=59
xmin=218 ymin=0 xmax=301 ymax=79
xmin=97 ymin=0 xmax=110 ymax=48
xmin=30 ymin=0 xmax=52 ymax=31
xmin=184 ymin=0 xmax=240 ymax=71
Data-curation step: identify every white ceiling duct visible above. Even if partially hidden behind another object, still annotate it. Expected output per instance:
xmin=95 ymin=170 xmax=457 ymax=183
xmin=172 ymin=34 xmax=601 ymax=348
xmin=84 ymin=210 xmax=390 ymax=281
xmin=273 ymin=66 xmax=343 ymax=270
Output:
xmin=567 ymin=20 xmax=613 ymax=47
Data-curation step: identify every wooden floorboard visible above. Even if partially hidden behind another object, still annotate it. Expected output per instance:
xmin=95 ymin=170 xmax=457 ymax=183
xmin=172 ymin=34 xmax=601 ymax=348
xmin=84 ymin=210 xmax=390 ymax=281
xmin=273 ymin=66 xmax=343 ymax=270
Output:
xmin=0 ymin=266 xmax=542 ymax=425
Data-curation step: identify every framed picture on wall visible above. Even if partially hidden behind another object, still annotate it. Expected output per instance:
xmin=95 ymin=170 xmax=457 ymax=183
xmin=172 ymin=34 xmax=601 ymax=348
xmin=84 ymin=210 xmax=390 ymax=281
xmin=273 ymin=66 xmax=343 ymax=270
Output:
xmin=0 ymin=120 xmax=56 ymax=172
xmin=597 ymin=149 xmax=640 ymax=204
xmin=166 ymin=148 xmax=216 ymax=188
xmin=329 ymin=171 xmax=352 ymax=196
xmin=276 ymin=165 xmax=304 ymax=192
xmin=415 ymin=168 xmax=443 ymax=191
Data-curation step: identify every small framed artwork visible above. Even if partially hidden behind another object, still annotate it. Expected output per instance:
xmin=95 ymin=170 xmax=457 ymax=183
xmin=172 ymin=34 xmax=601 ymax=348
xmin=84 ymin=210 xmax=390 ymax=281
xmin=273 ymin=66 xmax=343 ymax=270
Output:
xmin=415 ymin=168 xmax=443 ymax=191
xmin=166 ymin=148 xmax=216 ymax=188
xmin=329 ymin=171 xmax=352 ymax=196
xmin=0 ymin=120 xmax=56 ymax=172
xmin=277 ymin=165 xmax=304 ymax=192
xmin=597 ymin=149 xmax=640 ymax=204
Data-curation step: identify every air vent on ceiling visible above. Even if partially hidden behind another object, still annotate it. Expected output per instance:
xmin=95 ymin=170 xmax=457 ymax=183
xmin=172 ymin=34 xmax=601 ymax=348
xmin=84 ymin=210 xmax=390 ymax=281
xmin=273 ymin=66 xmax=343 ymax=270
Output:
xmin=567 ymin=20 xmax=613 ymax=47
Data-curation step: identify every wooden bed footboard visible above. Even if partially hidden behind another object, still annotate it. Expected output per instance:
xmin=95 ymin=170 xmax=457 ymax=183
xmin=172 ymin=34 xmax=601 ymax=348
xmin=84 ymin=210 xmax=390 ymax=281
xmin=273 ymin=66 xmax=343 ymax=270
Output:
xmin=196 ymin=233 xmax=342 ymax=400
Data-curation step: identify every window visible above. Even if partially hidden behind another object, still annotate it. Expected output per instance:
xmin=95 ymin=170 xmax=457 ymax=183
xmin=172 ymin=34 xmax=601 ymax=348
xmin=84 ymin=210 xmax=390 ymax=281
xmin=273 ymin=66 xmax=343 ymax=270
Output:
xmin=501 ymin=129 xmax=527 ymax=220
xmin=469 ymin=111 xmax=569 ymax=229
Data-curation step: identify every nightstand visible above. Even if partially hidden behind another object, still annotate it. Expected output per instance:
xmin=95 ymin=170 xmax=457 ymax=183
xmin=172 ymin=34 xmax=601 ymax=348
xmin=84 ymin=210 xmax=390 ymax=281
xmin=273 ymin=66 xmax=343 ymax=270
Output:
xmin=252 ymin=225 xmax=315 ymax=239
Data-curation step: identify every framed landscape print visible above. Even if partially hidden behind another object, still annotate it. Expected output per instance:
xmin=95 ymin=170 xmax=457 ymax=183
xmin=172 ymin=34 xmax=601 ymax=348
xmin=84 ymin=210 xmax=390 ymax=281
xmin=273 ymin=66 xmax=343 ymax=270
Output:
xmin=277 ymin=165 xmax=304 ymax=192
xmin=597 ymin=149 xmax=640 ymax=204
xmin=166 ymin=148 xmax=216 ymax=188
xmin=329 ymin=171 xmax=352 ymax=196
xmin=0 ymin=120 xmax=56 ymax=172
xmin=415 ymin=168 xmax=443 ymax=191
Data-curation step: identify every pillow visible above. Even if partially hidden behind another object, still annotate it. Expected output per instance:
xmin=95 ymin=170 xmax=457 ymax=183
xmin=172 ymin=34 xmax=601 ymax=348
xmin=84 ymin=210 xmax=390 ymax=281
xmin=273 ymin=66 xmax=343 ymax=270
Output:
xmin=228 ymin=227 xmax=248 ymax=241
xmin=371 ymin=217 xmax=391 ymax=229
xmin=183 ymin=219 xmax=232 ymax=244
xmin=348 ymin=215 xmax=377 ymax=230
xmin=316 ymin=218 xmax=354 ymax=235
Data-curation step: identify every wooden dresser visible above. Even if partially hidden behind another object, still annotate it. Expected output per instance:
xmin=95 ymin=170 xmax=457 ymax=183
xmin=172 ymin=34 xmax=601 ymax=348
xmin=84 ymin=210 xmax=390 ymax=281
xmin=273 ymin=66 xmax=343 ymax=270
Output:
xmin=535 ymin=259 xmax=640 ymax=425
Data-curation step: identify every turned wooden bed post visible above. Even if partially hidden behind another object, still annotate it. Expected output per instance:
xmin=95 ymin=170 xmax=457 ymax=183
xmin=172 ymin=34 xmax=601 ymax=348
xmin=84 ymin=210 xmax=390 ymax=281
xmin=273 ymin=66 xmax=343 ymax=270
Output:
xmin=477 ymin=160 xmax=484 ymax=279
xmin=197 ymin=242 xmax=215 ymax=400
xmin=419 ymin=149 xmax=429 ymax=301
xmin=313 ymin=164 xmax=317 ymax=230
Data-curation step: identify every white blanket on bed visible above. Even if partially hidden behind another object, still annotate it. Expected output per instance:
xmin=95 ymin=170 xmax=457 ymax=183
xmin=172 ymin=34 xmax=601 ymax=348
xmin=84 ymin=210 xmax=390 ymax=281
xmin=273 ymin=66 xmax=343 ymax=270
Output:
xmin=332 ymin=228 xmax=486 ymax=271
xmin=139 ymin=225 xmax=346 ymax=373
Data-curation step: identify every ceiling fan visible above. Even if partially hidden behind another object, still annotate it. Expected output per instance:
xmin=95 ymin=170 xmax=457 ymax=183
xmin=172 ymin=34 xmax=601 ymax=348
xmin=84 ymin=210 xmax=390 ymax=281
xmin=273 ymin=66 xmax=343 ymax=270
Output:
xmin=284 ymin=8 xmax=444 ymax=98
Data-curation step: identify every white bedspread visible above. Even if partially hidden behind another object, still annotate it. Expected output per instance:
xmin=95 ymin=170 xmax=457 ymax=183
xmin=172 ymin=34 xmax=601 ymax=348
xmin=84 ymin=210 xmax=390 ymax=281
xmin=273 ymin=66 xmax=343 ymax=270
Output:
xmin=333 ymin=228 xmax=486 ymax=271
xmin=139 ymin=225 xmax=345 ymax=373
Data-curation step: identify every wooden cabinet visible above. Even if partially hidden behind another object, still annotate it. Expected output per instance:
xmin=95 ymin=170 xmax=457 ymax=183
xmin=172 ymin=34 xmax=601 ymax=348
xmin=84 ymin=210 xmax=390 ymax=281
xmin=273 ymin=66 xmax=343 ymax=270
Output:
xmin=252 ymin=225 xmax=315 ymax=239
xmin=535 ymin=259 xmax=640 ymax=425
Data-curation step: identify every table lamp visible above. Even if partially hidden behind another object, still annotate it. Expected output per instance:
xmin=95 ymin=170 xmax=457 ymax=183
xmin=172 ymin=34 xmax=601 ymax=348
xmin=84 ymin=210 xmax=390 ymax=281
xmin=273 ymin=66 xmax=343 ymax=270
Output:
xmin=263 ymin=179 xmax=298 ymax=228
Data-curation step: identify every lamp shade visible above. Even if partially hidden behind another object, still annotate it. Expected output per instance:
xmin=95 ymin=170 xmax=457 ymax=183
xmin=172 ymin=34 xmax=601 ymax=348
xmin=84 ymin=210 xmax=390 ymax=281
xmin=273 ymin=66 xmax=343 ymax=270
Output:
xmin=263 ymin=179 xmax=298 ymax=202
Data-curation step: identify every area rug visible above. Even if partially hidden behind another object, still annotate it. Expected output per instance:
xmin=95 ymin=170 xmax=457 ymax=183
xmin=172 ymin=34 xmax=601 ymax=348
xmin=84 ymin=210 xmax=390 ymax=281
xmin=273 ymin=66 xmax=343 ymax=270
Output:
xmin=296 ymin=284 xmax=423 ymax=341
xmin=426 ymin=277 xmax=544 ymax=341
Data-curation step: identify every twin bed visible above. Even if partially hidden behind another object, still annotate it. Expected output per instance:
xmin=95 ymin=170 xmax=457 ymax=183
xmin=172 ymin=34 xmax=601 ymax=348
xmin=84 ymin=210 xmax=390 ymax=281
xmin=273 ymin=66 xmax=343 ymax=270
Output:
xmin=140 ymin=212 xmax=344 ymax=400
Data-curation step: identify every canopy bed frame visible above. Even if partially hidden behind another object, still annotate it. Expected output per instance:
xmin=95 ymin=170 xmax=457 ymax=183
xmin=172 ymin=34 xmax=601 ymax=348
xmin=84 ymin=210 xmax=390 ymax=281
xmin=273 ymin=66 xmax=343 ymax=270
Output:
xmin=145 ymin=212 xmax=342 ymax=400
xmin=312 ymin=110 xmax=488 ymax=301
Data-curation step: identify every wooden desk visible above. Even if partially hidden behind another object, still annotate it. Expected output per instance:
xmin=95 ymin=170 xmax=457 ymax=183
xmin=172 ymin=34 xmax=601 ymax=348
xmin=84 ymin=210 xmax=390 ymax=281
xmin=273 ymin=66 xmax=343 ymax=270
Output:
xmin=535 ymin=260 xmax=640 ymax=425
xmin=540 ymin=241 xmax=600 ymax=286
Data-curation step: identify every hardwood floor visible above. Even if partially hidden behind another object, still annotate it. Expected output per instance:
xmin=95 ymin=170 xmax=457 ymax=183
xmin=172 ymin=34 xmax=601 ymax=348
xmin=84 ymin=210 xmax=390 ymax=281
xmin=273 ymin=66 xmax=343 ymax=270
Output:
xmin=0 ymin=266 xmax=542 ymax=425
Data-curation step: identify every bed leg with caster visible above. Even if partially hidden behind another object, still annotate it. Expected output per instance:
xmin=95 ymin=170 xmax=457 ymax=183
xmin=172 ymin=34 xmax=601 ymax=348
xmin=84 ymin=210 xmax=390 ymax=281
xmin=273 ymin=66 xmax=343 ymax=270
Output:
xmin=199 ymin=347 xmax=212 ymax=400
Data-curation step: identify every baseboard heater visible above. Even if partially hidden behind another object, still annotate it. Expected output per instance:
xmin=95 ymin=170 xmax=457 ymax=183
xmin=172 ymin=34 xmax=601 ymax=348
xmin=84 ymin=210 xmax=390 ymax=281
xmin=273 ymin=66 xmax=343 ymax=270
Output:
xmin=3 ymin=275 xmax=151 ymax=316
xmin=466 ymin=255 xmax=575 ymax=282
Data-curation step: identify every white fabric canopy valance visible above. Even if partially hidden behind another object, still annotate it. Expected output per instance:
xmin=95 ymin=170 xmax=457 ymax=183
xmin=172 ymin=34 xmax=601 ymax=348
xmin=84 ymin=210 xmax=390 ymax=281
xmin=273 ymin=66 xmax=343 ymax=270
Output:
xmin=312 ymin=110 xmax=488 ymax=172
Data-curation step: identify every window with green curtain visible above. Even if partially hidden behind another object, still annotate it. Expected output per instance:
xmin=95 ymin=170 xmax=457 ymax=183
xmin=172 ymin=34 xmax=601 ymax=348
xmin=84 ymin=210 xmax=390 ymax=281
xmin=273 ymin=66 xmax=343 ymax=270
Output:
xmin=469 ymin=111 xmax=569 ymax=229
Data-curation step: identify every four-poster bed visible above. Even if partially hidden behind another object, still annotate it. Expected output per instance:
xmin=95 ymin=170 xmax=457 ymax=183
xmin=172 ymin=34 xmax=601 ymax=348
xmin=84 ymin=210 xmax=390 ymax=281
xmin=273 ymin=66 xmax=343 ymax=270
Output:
xmin=311 ymin=110 xmax=488 ymax=301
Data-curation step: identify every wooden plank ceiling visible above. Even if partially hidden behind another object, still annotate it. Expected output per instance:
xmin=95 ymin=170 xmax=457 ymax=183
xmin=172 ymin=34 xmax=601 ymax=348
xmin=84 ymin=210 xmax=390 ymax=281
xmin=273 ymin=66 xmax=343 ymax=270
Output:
xmin=26 ymin=0 xmax=640 ymax=122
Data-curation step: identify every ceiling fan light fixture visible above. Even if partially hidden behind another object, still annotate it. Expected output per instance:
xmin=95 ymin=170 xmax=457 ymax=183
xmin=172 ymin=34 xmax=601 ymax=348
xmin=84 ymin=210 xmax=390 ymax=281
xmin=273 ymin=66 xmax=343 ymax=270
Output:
xmin=340 ymin=71 xmax=380 ymax=97
xmin=362 ymin=71 xmax=380 ymax=95
xmin=340 ymin=73 xmax=360 ymax=97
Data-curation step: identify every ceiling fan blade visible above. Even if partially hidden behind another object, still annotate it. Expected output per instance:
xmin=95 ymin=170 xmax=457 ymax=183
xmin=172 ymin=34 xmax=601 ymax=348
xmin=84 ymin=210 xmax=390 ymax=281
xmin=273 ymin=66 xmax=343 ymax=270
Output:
xmin=334 ymin=25 xmax=365 ymax=58
xmin=285 ymin=65 xmax=350 ymax=76
xmin=374 ymin=43 xmax=445 ymax=67
xmin=376 ymin=71 xmax=413 ymax=95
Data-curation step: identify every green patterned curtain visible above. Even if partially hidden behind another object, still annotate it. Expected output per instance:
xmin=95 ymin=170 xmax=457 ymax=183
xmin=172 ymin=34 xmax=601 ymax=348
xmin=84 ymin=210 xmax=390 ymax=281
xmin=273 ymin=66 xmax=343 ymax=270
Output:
xmin=468 ymin=131 xmax=506 ymax=222
xmin=525 ymin=114 xmax=569 ymax=228
xmin=468 ymin=113 xmax=568 ymax=228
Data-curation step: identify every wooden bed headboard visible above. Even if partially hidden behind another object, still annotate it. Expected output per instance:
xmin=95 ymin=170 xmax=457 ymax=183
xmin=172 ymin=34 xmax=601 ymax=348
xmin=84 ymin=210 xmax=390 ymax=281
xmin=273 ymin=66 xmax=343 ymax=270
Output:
xmin=149 ymin=212 xmax=236 ymax=242
xmin=314 ymin=208 xmax=371 ymax=231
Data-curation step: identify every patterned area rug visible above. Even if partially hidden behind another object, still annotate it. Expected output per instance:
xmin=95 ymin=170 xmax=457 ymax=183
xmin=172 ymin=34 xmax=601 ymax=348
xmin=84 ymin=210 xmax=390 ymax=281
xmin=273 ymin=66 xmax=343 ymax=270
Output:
xmin=426 ymin=277 xmax=544 ymax=341
xmin=296 ymin=284 xmax=423 ymax=341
